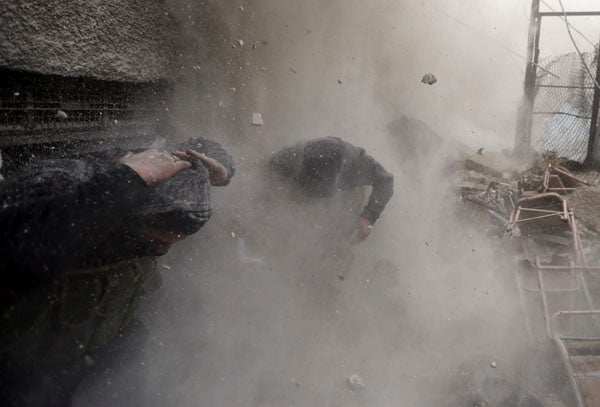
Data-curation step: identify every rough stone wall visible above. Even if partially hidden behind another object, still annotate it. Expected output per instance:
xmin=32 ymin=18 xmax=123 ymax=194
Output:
xmin=0 ymin=0 xmax=179 ymax=82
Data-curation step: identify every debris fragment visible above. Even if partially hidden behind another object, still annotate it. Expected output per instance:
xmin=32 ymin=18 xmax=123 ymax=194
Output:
xmin=13 ymin=92 xmax=19 ymax=97
xmin=237 ymin=39 xmax=244 ymax=47
xmin=252 ymin=113 xmax=263 ymax=126
xmin=421 ymin=73 xmax=437 ymax=85
xmin=289 ymin=67 xmax=298 ymax=74
xmin=56 ymin=110 xmax=68 ymax=119
xmin=477 ymin=147 xmax=484 ymax=155
xmin=346 ymin=374 xmax=365 ymax=390
xmin=491 ymin=361 xmax=497 ymax=368
xmin=337 ymin=79 xmax=343 ymax=84
xmin=162 ymin=265 xmax=171 ymax=270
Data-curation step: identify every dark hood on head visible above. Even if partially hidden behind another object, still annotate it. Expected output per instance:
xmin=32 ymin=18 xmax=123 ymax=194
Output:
xmin=138 ymin=159 xmax=211 ymax=236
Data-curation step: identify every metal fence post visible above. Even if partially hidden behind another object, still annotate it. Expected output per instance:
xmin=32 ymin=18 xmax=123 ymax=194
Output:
xmin=515 ymin=0 xmax=541 ymax=159
xmin=585 ymin=42 xmax=600 ymax=164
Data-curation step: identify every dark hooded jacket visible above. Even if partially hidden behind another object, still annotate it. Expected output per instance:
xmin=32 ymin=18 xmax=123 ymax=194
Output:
xmin=0 ymin=138 xmax=234 ymax=280
xmin=0 ymin=140 xmax=234 ymax=406
xmin=270 ymin=137 xmax=394 ymax=224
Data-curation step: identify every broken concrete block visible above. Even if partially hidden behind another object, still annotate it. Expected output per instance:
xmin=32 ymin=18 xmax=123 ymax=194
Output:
xmin=252 ymin=113 xmax=263 ymax=126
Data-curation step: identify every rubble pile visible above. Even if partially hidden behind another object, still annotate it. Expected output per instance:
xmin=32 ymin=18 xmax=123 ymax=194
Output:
xmin=456 ymin=149 xmax=600 ymax=407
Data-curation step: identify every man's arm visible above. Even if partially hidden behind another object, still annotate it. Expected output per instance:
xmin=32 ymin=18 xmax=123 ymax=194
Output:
xmin=359 ymin=156 xmax=394 ymax=225
xmin=0 ymin=150 xmax=190 ymax=280
xmin=342 ymin=146 xmax=393 ymax=243
xmin=269 ymin=143 xmax=304 ymax=179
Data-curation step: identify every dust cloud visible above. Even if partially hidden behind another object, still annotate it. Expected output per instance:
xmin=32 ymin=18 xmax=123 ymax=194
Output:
xmin=73 ymin=1 xmax=577 ymax=405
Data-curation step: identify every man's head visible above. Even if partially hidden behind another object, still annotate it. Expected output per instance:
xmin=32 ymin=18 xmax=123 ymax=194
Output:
xmin=301 ymin=137 xmax=344 ymax=197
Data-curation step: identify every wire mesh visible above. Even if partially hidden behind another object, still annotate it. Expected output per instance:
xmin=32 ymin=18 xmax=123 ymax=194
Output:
xmin=531 ymin=51 xmax=598 ymax=162
xmin=0 ymin=70 xmax=166 ymax=139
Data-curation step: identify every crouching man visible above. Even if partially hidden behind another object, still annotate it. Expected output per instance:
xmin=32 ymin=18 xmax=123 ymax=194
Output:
xmin=270 ymin=137 xmax=393 ymax=243
xmin=0 ymin=139 xmax=234 ymax=406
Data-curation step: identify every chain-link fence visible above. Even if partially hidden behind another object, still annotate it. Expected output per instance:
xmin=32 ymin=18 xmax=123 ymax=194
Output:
xmin=531 ymin=50 xmax=598 ymax=162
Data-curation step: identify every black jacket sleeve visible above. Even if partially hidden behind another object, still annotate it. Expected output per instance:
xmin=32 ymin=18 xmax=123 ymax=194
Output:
xmin=269 ymin=143 xmax=303 ymax=179
xmin=340 ymin=144 xmax=394 ymax=224
xmin=360 ymin=157 xmax=394 ymax=224
xmin=0 ymin=163 xmax=150 ymax=280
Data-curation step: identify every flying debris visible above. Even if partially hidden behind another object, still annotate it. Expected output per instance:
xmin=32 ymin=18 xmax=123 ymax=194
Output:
xmin=252 ymin=113 xmax=263 ymax=126
xmin=421 ymin=73 xmax=437 ymax=85
xmin=346 ymin=374 xmax=365 ymax=390
xmin=56 ymin=110 xmax=68 ymax=119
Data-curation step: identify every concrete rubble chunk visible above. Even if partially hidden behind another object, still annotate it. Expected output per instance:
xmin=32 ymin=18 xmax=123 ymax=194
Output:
xmin=252 ymin=113 xmax=263 ymax=126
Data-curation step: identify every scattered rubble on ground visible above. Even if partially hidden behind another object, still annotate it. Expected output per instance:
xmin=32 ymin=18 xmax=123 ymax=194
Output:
xmin=456 ymin=149 xmax=600 ymax=406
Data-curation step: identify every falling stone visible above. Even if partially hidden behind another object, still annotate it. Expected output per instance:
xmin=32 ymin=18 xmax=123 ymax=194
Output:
xmin=337 ymin=79 xmax=343 ymax=84
xmin=421 ymin=73 xmax=437 ymax=85
xmin=237 ymin=39 xmax=244 ymax=47
xmin=252 ymin=113 xmax=263 ymax=126
xmin=491 ymin=361 xmax=497 ymax=368
xmin=346 ymin=374 xmax=365 ymax=390
xmin=56 ymin=110 xmax=68 ymax=119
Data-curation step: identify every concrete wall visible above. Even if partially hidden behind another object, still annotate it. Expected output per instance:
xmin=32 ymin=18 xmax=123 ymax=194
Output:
xmin=0 ymin=0 xmax=179 ymax=82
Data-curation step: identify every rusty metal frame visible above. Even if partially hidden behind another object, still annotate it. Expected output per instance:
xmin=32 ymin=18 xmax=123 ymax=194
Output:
xmin=509 ymin=182 xmax=600 ymax=405
xmin=551 ymin=310 xmax=600 ymax=407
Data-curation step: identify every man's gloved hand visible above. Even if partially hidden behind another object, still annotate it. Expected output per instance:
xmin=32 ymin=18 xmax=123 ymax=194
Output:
xmin=174 ymin=149 xmax=230 ymax=185
xmin=119 ymin=149 xmax=191 ymax=187
xmin=351 ymin=215 xmax=373 ymax=244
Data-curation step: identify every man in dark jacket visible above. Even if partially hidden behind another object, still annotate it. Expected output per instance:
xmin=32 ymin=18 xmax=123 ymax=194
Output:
xmin=0 ymin=139 xmax=234 ymax=406
xmin=270 ymin=137 xmax=393 ymax=243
